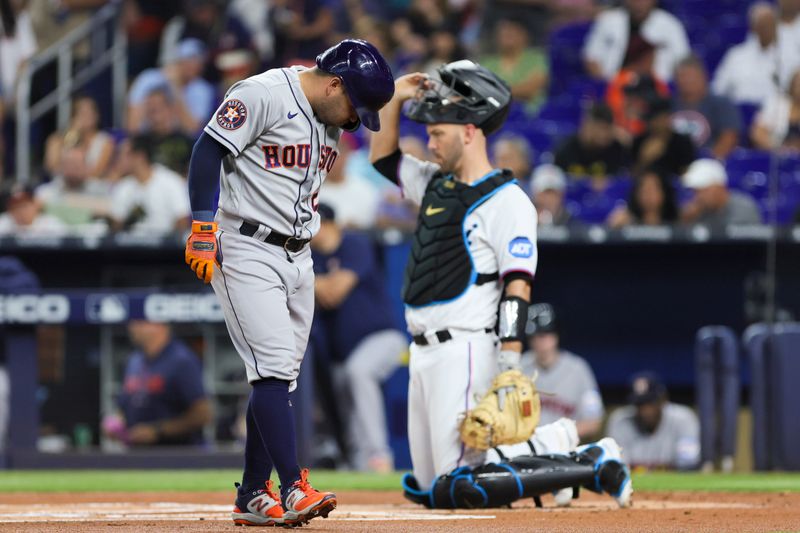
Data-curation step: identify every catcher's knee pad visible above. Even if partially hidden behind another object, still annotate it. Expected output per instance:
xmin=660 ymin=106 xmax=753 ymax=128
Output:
xmin=576 ymin=439 xmax=631 ymax=498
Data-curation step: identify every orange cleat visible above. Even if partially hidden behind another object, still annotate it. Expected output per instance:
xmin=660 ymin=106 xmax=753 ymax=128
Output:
xmin=281 ymin=468 xmax=337 ymax=525
xmin=232 ymin=480 xmax=285 ymax=527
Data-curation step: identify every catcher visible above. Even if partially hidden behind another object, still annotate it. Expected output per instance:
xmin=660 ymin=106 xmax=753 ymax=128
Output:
xmin=370 ymin=61 xmax=632 ymax=509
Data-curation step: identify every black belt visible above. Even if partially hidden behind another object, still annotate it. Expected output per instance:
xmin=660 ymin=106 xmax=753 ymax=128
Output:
xmin=239 ymin=221 xmax=309 ymax=253
xmin=413 ymin=328 xmax=494 ymax=346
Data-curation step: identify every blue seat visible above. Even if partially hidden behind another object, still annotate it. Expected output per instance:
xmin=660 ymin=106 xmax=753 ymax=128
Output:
xmin=548 ymin=22 xmax=592 ymax=97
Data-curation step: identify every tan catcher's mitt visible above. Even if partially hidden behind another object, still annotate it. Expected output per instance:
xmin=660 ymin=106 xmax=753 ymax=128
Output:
xmin=459 ymin=369 xmax=541 ymax=450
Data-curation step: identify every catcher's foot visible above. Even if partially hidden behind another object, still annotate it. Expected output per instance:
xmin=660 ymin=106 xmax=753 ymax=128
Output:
xmin=232 ymin=480 xmax=285 ymax=526
xmin=281 ymin=468 xmax=337 ymax=525
xmin=577 ymin=437 xmax=633 ymax=508
xmin=553 ymin=487 xmax=573 ymax=507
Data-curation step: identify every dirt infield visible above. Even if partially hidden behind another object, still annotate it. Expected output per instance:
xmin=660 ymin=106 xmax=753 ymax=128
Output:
xmin=0 ymin=490 xmax=798 ymax=532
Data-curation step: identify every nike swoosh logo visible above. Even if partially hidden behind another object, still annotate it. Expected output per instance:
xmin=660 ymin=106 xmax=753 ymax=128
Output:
xmin=425 ymin=205 xmax=446 ymax=216
xmin=288 ymin=111 xmax=298 ymax=119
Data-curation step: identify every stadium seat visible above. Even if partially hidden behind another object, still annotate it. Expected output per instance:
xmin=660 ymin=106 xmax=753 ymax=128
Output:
xmin=695 ymin=326 xmax=739 ymax=470
xmin=547 ymin=22 xmax=592 ymax=97
xmin=736 ymin=103 xmax=760 ymax=144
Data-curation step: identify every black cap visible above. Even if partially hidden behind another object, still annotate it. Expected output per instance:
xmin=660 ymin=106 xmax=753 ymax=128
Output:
xmin=526 ymin=303 xmax=558 ymax=336
xmin=628 ymin=372 xmax=667 ymax=405
xmin=587 ymin=102 xmax=614 ymax=124
xmin=317 ymin=203 xmax=336 ymax=222
xmin=644 ymin=96 xmax=673 ymax=121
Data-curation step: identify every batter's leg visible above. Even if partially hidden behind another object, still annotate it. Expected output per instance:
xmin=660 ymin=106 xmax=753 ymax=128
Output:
xmin=240 ymin=400 xmax=274 ymax=492
xmin=407 ymin=351 xmax=435 ymax=488
xmin=344 ymin=329 xmax=407 ymax=469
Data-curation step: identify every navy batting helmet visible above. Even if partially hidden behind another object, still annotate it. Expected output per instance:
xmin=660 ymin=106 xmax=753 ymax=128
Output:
xmin=316 ymin=39 xmax=395 ymax=132
xmin=405 ymin=60 xmax=511 ymax=135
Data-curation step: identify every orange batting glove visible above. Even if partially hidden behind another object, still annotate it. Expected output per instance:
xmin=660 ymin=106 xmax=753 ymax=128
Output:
xmin=185 ymin=221 xmax=219 ymax=283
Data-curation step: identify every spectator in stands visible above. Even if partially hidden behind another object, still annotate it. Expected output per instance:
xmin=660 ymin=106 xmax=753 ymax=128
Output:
xmin=607 ymin=69 xmax=671 ymax=138
xmin=530 ymin=164 xmax=572 ymax=227
xmin=681 ymin=159 xmax=762 ymax=226
xmin=123 ymin=1 xmax=182 ymax=77
xmin=36 ymin=146 xmax=111 ymax=231
xmin=0 ymin=0 xmax=37 ymax=104
xmin=108 ymin=135 xmax=190 ymax=234
xmin=134 ymin=88 xmax=195 ymax=175
xmin=0 ymin=185 xmax=66 ymax=237
xmin=216 ymin=48 xmax=258 ymax=95
xmin=319 ymin=135 xmax=379 ymax=230
xmin=607 ymin=168 xmax=678 ymax=228
xmin=492 ymin=135 xmax=534 ymax=183
xmin=751 ymin=69 xmax=800 ymax=152
xmin=631 ymin=97 xmax=696 ymax=177
xmin=712 ymin=2 xmax=800 ymax=105
xmin=521 ymin=303 xmax=603 ymax=440
xmin=673 ymin=56 xmax=741 ymax=160
xmin=107 ymin=320 xmax=211 ymax=446
xmin=554 ymin=102 xmax=629 ymax=190
xmin=479 ymin=0 xmax=550 ymax=48
xmin=160 ymin=0 xmax=252 ymax=82
xmin=780 ymin=0 xmax=800 ymax=44
xmin=417 ymin=27 xmax=465 ymax=78
xmin=128 ymin=38 xmax=216 ymax=135
xmin=311 ymin=204 xmax=406 ymax=472
xmin=480 ymin=17 xmax=548 ymax=113
xmin=28 ymin=0 xmax=106 ymax=62
xmin=607 ymin=372 xmax=700 ymax=470
xmin=44 ymin=96 xmax=115 ymax=179
xmin=270 ymin=0 xmax=334 ymax=66
xmin=583 ymin=0 xmax=690 ymax=83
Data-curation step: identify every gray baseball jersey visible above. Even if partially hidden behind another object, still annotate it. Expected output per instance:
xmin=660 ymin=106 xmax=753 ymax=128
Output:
xmin=205 ymin=66 xmax=341 ymax=239
xmin=521 ymin=350 xmax=604 ymax=426
xmin=606 ymin=402 xmax=700 ymax=469
xmin=206 ymin=66 xmax=343 ymax=388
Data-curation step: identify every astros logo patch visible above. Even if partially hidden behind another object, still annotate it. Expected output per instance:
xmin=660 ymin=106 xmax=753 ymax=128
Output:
xmin=216 ymin=99 xmax=247 ymax=130
xmin=508 ymin=236 xmax=533 ymax=258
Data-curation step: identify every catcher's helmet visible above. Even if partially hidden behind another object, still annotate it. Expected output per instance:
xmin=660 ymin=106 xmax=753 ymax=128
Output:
xmin=405 ymin=60 xmax=511 ymax=135
xmin=316 ymin=39 xmax=395 ymax=132
xmin=526 ymin=303 xmax=558 ymax=336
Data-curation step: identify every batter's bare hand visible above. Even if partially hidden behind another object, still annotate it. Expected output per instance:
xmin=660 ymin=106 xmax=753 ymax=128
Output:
xmin=394 ymin=73 xmax=430 ymax=102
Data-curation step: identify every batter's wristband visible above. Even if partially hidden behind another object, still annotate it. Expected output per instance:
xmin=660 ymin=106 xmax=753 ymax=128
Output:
xmin=192 ymin=221 xmax=218 ymax=234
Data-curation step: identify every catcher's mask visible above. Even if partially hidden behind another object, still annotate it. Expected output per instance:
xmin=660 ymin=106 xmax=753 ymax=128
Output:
xmin=405 ymin=60 xmax=511 ymax=135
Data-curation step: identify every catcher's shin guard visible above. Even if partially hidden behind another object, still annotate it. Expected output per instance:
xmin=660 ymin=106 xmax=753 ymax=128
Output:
xmin=447 ymin=455 xmax=598 ymax=508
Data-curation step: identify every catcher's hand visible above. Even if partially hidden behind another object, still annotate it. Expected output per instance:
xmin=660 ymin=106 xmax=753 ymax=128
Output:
xmin=185 ymin=221 xmax=219 ymax=283
xmin=459 ymin=369 xmax=541 ymax=451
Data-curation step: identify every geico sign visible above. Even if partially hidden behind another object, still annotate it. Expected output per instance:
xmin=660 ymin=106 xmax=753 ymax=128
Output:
xmin=144 ymin=294 xmax=223 ymax=322
xmin=0 ymin=295 xmax=70 ymax=323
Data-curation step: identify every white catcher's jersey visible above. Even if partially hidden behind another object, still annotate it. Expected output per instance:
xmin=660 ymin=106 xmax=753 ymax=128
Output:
xmin=204 ymin=66 xmax=342 ymax=239
xmin=398 ymin=154 xmax=539 ymax=334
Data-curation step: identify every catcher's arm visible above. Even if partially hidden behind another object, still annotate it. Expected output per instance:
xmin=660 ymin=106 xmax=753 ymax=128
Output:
xmin=496 ymin=275 xmax=532 ymax=372
xmin=369 ymin=72 xmax=429 ymax=166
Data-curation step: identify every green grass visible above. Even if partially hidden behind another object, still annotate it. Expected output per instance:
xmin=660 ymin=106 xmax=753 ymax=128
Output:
xmin=632 ymin=472 xmax=800 ymax=493
xmin=1 ymin=470 xmax=799 ymax=493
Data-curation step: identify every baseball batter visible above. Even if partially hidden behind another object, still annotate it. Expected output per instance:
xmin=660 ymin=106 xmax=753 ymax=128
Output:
xmin=371 ymin=61 xmax=632 ymax=509
xmin=184 ymin=39 xmax=394 ymax=527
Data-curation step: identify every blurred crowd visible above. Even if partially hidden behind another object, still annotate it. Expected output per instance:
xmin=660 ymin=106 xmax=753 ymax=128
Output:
xmin=0 ymin=0 xmax=799 ymax=237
